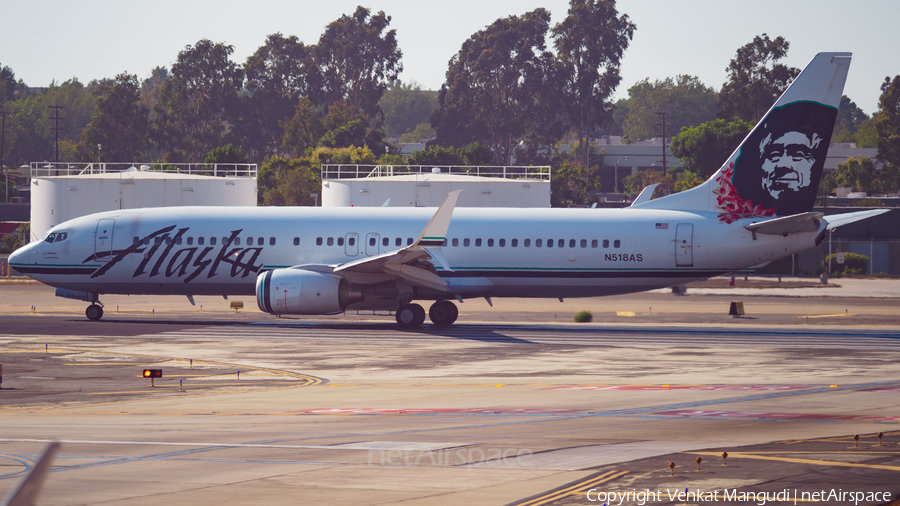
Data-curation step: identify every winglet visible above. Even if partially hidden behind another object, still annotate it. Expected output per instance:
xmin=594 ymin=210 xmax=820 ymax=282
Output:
xmin=2 ymin=442 xmax=60 ymax=506
xmin=415 ymin=190 xmax=463 ymax=247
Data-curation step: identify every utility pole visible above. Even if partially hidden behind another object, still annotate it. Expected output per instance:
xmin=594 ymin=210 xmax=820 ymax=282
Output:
xmin=656 ymin=111 xmax=668 ymax=194
xmin=48 ymin=105 xmax=66 ymax=163
xmin=0 ymin=108 xmax=8 ymax=203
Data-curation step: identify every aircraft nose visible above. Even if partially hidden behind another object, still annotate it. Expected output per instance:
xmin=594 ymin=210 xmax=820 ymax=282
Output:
xmin=8 ymin=243 xmax=32 ymax=273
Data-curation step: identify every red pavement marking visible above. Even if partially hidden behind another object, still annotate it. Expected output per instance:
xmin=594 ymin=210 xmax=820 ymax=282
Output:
xmin=546 ymin=385 xmax=808 ymax=391
xmin=290 ymin=408 xmax=582 ymax=415
xmin=656 ymin=410 xmax=900 ymax=422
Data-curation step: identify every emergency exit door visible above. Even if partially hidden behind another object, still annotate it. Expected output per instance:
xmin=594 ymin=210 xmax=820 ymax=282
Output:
xmin=675 ymin=223 xmax=693 ymax=267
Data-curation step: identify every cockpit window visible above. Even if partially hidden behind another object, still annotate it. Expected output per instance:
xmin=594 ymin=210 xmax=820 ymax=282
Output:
xmin=44 ymin=232 xmax=67 ymax=243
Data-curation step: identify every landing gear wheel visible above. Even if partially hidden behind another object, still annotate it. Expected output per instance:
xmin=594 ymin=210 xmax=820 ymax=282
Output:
xmin=396 ymin=303 xmax=426 ymax=328
xmin=85 ymin=304 xmax=103 ymax=321
xmin=429 ymin=300 xmax=458 ymax=326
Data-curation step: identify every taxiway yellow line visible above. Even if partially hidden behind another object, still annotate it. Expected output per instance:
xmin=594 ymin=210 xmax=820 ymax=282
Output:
xmin=516 ymin=470 xmax=628 ymax=506
xmin=688 ymin=451 xmax=900 ymax=472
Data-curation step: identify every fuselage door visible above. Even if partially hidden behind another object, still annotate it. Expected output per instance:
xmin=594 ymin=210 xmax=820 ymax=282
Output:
xmin=675 ymin=223 xmax=693 ymax=267
xmin=94 ymin=219 xmax=115 ymax=262
xmin=365 ymin=233 xmax=380 ymax=256
xmin=344 ymin=233 xmax=359 ymax=257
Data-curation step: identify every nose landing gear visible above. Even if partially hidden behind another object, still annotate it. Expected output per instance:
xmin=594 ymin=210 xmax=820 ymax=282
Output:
xmin=85 ymin=304 xmax=104 ymax=321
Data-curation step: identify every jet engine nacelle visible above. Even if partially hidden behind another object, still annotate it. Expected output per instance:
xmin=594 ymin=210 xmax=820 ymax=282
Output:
xmin=256 ymin=269 xmax=364 ymax=315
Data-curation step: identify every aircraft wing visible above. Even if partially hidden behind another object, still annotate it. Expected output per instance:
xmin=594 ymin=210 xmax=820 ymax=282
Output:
xmin=2 ymin=442 xmax=59 ymax=506
xmin=331 ymin=190 xmax=462 ymax=293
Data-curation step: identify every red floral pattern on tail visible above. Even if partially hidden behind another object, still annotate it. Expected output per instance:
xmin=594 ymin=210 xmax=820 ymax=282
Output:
xmin=713 ymin=163 xmax=775 ymax=224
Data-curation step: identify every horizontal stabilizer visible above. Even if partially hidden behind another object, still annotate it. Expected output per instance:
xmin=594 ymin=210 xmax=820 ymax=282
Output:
xmin=744 ymin=212 xmax=823 ymax=236
xmin=823 ymin=209 xmax=890 ymax=230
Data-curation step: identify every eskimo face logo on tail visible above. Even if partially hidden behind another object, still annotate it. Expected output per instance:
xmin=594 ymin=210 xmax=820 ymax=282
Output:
xmin=83 ymin=226 xmax=264 ymax=282
xmin=730 ymin=101 xmax=836 ymax=218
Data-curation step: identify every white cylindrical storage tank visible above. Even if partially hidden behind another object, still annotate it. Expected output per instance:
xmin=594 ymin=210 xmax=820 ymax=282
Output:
xmin=30 ymin=172 xmax=257 ymax=242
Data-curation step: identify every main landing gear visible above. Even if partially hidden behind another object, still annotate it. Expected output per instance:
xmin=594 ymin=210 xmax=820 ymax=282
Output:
xmin=395 ymin=300 xmax=459 ymax=328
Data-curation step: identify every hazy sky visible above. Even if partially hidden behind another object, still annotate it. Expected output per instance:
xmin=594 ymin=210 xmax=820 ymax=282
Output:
xmin=2 ymin=0 xmax=897 ymax=114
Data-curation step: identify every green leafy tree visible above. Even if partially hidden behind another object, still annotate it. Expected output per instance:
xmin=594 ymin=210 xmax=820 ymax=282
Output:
xmin=153 ymin=40 xmax=244 ymax=160
xmin=552 ymin=0 xmax=635 ymax=166
xmin=831 ymin=156 xmax=875 ymax=193
xmin=673 ymin=169 xmax=703 ymax=192
xmin=432 ymin=8 xmax=555 ymax=165
xmin=205 ymin=143 xmax=248 ymax=164
xmin=621 ymin=168 xmax=671 ymax=195
xmin=257 ymin=157 xmax=320 ymax=206
xmin=831 ymin=95 xmax=869 ymax=141
xmin=1 ymin=64 xmax=17 ymax=102
xmin=242 ymin=33 xmax=313 ymax=157
xmin=1 ymin=79 xmax=97 ymax=166
xmin=718 ymin=34 xmax=800 ymax=122
xmin=669 ymin=117 xmax=754 ymax=178
xmin=621 ymin=75 xmax=717 ymax=143
xmin=874 ymin=76 xmax=900 ymax=168
xmin=313 ymin=6 xmax=402 ymax=120
xmin=140 ymin=66 xmax=168 ymax=115
xmin=281 ymin=97 xmax=325 ymax=158
xmin=407 ymin=142 xmax=493 ymax=166
xmin=399 ymin=123 xmax=436 ymax=143
xmin=379 ymin=81 xmax=438 ymax=137
xmin=75 ymin=73 xmax=150 ymax=162
xmin=550 ymin=151 xmax=605 ymax=206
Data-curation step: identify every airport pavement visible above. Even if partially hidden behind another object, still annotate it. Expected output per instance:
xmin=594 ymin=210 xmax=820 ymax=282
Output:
xmin=1 ymin=281 xmax=900 ymax=505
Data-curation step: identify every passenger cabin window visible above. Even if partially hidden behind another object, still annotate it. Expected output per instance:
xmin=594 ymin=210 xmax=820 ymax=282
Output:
xmin=269 ymin=237 xmax=276 ymax=246
xmin=198 ymin=237 xmax=205 ymax=246
xmin=187 ymin=237 xmax=193 ymax=246
xmin=258 ymin=237 xmax=264 ymax=246
xmin=535 ymin=239 xmax=542 ymax=247
xmin=569 ymin=239 xmax=576 ymax=248
xmin=246 ymin=237 xmax=252 ymax=245
xmin=176 ymin=237 xmax=183 ymax=245
xmin=338 ymin=237 xmax=344 ymax=246
xmin=475 ymin=238 xmax=482 ymax=247
xmin=614 ymin=239 xmax=621 ymax=248
xmin=369 ymin=237 xmax=376 ymax=246
xmin=293 ymin=237 xmax=300 ymax=246
xmin=580 ymin=239 xmax=587 ymax=248
xmin=511 ymin=239 xmax=517 ymax=247
xmin=464 ymin=238 xmax=470 ymax=247
xmin=327 ymin=237 xmax=334 ymax=246
xmin=591 ymin=239 xmax=598 ymax=248
xmin=348 ymin=237 xmax=355 ymax=246
xmin=133 ymin=237 xmax=139 ymax=246
xmin=524 ymin=239 xmax=530 ymax=247
xmin=316 ymin=237 xmax=323 ymax=246
xmin=558 ymin=239 xmax=565 ymax=248
xmin=210 ymin=237 xmax=217 ymax=245
xmin=602 ymin=239 xmax=609 ymax=248
xmin=406 ymin=238 xmax=413 ymax=246
xmin=487 ymin=239 xmax=494 ymax=247
xmin=234 ymin=237 xmax=241 ymax=246
xmin=452 ymin=238 xmax=459 ymax=247
xmin=382 ymin=237 xmax=389 ymax=247
xmin=155 ymin=237 xmax=162 ymax=246
xmin=499 ymin=239 xmax=506 ymax=247
xmin=395 ymin=238 xmax=402 ymax=246
xmin=546 ymin=239 xmax=553 ymax=248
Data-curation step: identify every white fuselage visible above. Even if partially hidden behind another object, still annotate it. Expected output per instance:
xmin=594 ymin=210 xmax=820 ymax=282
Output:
xmin=10 ymin=205 xmax=817 ymax=308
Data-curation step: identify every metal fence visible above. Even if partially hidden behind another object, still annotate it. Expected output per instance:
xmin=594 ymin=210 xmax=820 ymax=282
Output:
xmin=30 ymin=162 xmax=258 ymax=178
xmin=321 ymin=164 xmax=551 ymax=181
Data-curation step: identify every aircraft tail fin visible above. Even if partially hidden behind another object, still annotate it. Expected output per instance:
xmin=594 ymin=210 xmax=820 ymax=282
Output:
xmin=633 ymin=52 xmax=851 ymax=222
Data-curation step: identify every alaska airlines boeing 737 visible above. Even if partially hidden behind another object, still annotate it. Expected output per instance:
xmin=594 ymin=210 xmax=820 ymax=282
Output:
xmin=8 ymin=52 xmax=887 ymax=327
